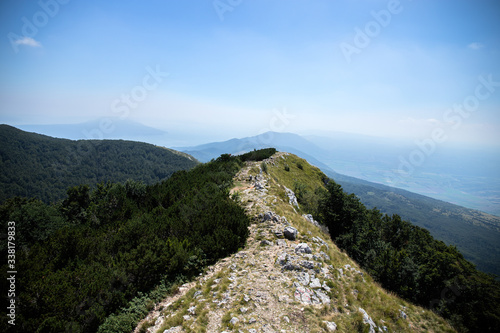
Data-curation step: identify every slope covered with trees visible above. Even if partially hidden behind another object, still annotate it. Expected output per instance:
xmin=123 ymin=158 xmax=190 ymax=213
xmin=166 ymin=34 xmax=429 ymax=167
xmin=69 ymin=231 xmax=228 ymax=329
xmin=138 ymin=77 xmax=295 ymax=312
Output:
xmin=0 ymin=151 xmax=280 ymax=332
xmin=318 ymin=180 xmax=500 ymax=333
xmin=0 ymin=125 xmax=198 ymax=204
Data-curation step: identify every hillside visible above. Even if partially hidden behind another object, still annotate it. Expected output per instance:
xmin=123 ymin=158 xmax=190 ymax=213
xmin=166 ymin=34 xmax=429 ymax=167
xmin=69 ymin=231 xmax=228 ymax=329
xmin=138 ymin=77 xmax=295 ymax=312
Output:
xmin=134 ymin=152 xmax=455 ymax=333
xmin=2 ymin=149 xmax=498 ymax=332
xmin=329 ymin=172 xmax=500 ymax=276
xmin=0 ymin=154 xmax=249 ymax=332
xmin=177 ymin=132 xmax=500 ymax=276
xmin=0 ymin=125 xmax=198 ymax=204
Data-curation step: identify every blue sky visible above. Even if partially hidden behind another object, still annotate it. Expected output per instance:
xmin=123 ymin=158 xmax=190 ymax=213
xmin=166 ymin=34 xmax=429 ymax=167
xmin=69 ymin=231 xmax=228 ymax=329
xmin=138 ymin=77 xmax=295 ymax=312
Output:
xmin=1 ymin=0 xmax=499 ymax=146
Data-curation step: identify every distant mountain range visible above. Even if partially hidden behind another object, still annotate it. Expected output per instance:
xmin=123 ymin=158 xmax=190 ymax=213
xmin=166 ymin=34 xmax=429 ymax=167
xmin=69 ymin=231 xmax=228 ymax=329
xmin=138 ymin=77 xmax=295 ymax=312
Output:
xmin=179 ymin=131 xmax=500 ymax=216
xmin=17 ymin=118 xmax=167 ymax=141
xmin=178 ymin=131 xmax=500 ymax=276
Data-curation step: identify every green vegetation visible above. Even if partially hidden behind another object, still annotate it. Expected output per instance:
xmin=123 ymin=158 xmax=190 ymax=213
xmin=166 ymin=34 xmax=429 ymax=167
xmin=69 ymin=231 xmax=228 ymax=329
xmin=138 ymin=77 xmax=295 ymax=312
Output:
xmin=0 ymin=153 xmax=259 ymax=332
xmin=238 ymin=148 xmax=276 ymax=162
xmin=319 ymin=180 xmax=500 ymax=333
xmin=0 ymin=125 xmax=198 ymax=204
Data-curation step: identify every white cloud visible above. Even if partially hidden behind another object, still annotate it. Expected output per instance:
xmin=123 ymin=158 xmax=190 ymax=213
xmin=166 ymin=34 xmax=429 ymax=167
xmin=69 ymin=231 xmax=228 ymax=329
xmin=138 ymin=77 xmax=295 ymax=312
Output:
xmin=14 ymin=37 xmax=42 ymax=48
xmin=467 ymin=42 xmax=484 ymax=50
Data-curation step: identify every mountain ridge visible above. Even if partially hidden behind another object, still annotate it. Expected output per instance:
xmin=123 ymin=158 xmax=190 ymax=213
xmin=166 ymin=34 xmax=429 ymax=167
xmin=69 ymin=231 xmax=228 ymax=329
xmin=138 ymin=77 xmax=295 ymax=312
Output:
xmin=132 ymin=152 xmax=456 ymax=333
xmin=177 ymin=132 xmax=500 ymax=276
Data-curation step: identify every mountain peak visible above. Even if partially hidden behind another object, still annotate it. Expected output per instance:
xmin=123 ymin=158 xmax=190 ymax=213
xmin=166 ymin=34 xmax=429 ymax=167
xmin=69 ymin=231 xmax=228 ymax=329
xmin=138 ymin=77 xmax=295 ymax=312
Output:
xmin=134 ymin=152 xmax=453 ymax=333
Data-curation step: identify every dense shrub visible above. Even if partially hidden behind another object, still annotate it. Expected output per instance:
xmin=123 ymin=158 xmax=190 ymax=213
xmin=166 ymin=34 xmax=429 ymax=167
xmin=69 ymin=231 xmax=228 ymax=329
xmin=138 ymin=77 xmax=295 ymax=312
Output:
xmin=0 ymin=153 xmax=249 ymax=332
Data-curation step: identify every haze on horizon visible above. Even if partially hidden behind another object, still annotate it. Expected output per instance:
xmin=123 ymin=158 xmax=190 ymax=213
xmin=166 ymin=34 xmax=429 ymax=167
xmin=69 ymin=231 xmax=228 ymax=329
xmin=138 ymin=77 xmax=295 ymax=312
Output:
xmin=1 ymin=0 xmax=500 ymax=148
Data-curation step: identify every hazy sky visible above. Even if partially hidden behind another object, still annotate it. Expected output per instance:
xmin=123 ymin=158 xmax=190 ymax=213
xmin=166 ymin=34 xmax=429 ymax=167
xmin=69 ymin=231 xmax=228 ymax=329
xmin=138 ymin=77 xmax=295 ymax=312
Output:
xmin=1 ymin=0 xmax=499 ymax=145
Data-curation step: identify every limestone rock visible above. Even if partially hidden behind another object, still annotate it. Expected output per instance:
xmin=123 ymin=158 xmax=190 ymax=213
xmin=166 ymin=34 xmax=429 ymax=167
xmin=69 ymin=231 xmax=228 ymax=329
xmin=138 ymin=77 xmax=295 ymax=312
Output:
xmin=295 ymin=243 xmax=312 ymax=254
xmin=294 ymin=285 xmax=314 ymax=304
xmin=284 ymin=186 xmax=299 ymax=208
xmin=309 ymin=277 xmax=321 ymax=289
xmin=324 ymin=321 xmax=337 ymax=331
xmin=359 ymin=308 xmax=377 ymax=333
xmin=283 ymin=226 xmax=298 ymax=240
xmin=296 ymin=272 xmax=310 ymax=286
xmin=300 ymin=260 xmax=315 ymax=270
xmin=303 ymin=214 xmax=320 ymax=227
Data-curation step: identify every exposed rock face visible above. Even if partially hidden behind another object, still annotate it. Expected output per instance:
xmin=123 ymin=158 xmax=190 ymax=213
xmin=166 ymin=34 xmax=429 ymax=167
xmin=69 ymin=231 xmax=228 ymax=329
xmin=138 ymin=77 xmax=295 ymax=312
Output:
xmin=284 ymin=186 xmax=299 ymax=208
xmin=133 ymin=152 xmax=456 ymax=333
xmin=359 ymin=307 xmax=377 ymax=333
xmin=303 ymin=213 xmax=320 ymax=227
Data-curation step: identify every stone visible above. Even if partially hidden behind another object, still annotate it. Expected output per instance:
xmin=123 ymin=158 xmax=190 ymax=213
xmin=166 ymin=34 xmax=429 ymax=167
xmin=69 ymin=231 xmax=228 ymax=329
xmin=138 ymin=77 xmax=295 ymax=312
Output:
xmin=261 ymin=240 xmax=272 ymax=246
xmin=276 ymin=239 xmax=287 ymax=247
xmin=300 ymin=260 xmax=315 ymax=269
xmin=400 ymin=310 xmax=408 ymax=320
xmin=163 ymin=327 xmax=182 ymax=333
xmin=276 ymin=252 xmax=287 ymax=266
xmin=193 ymin=290 xmax=202 ymax=298
xmin=315 ymin=290 xmax=330 ymax=304
xmin=249 ymin=329 xmax=257 ymax=333
xmin=248 ymin=317 xmax=257 ymax=324
xmin=309 ymin=277 xmax=321 ymax=289
xmin=283 ymin=316 xmax=290 ymax=323
xmin=320 ymin=251 xmax=331 ymax=261
xmin=295 ymin=243 xmax=312 ymax=254
xmin=240 ymin=307 xmax=248 ymax=314
xmin=322 ymin=281 xmax=331 ymax=292
xmin=296 ymin=272 xmax=310 ymax=286
xmin=283 ymin=226 xmax=298 ymax=240
xmin=284 ymin=186 xmax=300 ymax=208
xmin=283 ymin=262 xmax=301 ymax=271
xmin=263 ymin=211 xmax=274 ymax=221
xmin=324 ymin=320 xmax=337 ymax=332
xmin=294 ymin=285 xmax=314 ymax=304
xmin=359 ymin=308 xmax=377 ymax=333
xmin=303 ymin=214 xmax=320 ymax=227
xmin=187 ymin=306 xmax=196 ymax=315
xmin=230 ymin=317 xmax=239 ymax=325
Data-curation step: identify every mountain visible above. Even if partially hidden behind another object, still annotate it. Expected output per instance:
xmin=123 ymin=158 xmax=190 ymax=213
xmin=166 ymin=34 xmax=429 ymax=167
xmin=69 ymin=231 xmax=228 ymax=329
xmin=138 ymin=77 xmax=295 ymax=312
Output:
xmin=17 ymin=118 xmax=168 ymax=143
xmin=177 ymin=132 xmax=500 ymax=276
xmin=2 ymin=149 xmax=499 ymax=332
xmin=0 ymin=124 xmax=198 ymax=204
xmin=131 ymin=152 xmax=498 ymax=332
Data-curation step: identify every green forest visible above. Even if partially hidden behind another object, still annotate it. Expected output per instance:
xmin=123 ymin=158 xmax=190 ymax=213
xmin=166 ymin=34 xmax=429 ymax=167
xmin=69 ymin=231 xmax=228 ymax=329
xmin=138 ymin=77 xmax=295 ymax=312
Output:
xmin=0 ymin=125 xmax=198 ymax=204
xmin=318 ymin=180 xmax=500 ymax=333
xmin=0 ymin=150 xmax=276 ymax=332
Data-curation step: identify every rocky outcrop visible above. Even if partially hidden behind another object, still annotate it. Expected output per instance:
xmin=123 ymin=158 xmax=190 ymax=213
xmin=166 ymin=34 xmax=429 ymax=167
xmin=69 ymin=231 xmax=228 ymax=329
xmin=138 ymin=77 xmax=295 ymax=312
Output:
xmin=284 ymin=186 xmax=299 ymax=208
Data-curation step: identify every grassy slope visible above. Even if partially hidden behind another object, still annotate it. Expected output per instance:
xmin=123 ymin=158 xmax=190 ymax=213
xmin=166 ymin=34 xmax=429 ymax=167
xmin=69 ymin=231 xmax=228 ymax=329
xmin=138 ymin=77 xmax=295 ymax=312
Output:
xmin=252 ymin=153 xmax=454 ymax=332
